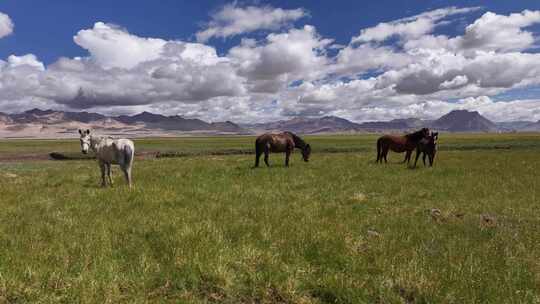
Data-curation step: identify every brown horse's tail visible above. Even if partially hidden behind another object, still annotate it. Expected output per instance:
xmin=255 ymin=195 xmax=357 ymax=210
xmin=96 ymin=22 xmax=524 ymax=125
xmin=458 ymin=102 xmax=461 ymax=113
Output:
xmin=376 ymin=137 xmax=382 ymax=163
xmin=255 ymin=139 xmax=261 ymax=154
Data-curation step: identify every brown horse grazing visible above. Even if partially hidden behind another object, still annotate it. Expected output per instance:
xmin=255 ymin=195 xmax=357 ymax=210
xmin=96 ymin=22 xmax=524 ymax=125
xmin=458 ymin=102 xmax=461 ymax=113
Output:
xmin=376 ymin=128 xmax=430 ymax=164
xmin=413 ymin=132 xmax=438 ymax=167
xmin=254 ymin=131 xmax=311 ymax=167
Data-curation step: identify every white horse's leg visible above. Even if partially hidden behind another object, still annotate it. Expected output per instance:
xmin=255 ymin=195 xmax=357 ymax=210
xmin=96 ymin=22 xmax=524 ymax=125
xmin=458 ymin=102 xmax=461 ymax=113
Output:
xmin=106 ymin=163 xmax=113 ymax=186
xmin=99 ymin=161 xmax=107 ymax=187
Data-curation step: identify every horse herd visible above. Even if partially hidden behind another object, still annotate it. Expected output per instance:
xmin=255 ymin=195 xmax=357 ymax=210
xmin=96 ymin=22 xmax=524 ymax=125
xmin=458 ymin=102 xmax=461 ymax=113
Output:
xmin=78 ymin=128 xmax=438 ymax=188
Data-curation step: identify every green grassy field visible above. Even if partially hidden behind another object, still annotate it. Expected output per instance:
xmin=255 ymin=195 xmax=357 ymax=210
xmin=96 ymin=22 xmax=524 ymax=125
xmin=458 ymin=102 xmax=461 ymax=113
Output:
xmin=0 ymin=134 xmax=539 ymax=303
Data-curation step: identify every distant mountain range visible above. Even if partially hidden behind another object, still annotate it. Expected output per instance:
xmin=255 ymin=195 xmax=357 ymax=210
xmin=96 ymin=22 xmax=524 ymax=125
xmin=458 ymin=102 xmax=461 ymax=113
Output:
xmin=431 ymin=110 xmax=498 ymax=132
xmin=0 ymin=108 xmax=538 ymax=138
xmin=244 ymin=116 xmax=361 ymax=134
xmin=0 ymin=109 xmax=247 ymax=138
xmin=245 ymin=109 xmax=538 ymax=133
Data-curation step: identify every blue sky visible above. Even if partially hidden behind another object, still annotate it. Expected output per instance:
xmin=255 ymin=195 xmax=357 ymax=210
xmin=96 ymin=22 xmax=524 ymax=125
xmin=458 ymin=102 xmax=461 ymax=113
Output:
xmin=0 ymin=1 xmax=540 ymax=122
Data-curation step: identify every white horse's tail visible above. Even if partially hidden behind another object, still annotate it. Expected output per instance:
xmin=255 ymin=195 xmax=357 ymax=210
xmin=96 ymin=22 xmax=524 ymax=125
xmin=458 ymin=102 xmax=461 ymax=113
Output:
xmin=124 ymin=144 xmax=134 ymax=167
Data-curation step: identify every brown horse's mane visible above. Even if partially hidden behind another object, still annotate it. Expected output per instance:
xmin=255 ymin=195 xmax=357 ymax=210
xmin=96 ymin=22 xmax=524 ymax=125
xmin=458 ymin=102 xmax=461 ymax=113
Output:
xmin=405 ymin=128 xmax=428 ymax=142
xmin=283 ymin=131 xmax=307 ymax=149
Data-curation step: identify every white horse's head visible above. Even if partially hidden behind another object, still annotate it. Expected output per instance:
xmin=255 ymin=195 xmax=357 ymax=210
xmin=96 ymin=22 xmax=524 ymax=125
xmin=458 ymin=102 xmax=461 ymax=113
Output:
xmin=78 ymin=129 xmax=91 ymax=154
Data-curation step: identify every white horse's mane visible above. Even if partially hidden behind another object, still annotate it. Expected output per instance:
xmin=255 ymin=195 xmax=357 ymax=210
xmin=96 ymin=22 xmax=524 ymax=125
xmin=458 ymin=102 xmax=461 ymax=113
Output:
xmin=89 ymin=135 xmax=114 ymax=147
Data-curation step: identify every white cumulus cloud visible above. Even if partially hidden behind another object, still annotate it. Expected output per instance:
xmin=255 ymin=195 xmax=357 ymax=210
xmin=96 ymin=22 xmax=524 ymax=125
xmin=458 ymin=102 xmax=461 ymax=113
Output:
xmin=352 ymin=6 xmax=480 ymax=43
xmin=74 ymin=22 xmax=167 ymax=69
xmin=0 ymin=12 xmax=13 ymax=38
xmin=196 ymin=3 xmax=307 ymax=42
xmin=458 ymin=10 xmax=540 ymax=52
xmin=7 ymin=54 xmax=45 ymax=71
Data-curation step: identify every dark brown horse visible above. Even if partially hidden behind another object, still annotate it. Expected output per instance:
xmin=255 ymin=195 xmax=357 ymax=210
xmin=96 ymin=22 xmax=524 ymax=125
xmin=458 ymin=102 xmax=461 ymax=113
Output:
xmin=254 ymin=131 xmax=311 ymax=167
xmin=376 ymin=128 xmax=430 ymax=164
xmin=413 ymin=132 xmax=438 ymax=167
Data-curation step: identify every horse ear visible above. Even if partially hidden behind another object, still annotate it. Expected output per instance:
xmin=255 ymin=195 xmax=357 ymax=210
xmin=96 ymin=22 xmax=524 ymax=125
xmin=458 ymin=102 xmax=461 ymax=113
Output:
xmin=86 ymin=129 xmax=90 ymax=135
xmin=78 ymin=129 xmax=82 ymax=135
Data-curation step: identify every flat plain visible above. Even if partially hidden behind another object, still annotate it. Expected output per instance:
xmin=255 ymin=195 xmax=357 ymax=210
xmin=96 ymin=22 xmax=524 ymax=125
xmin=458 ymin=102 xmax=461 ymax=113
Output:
xmin=0 ymin=133 xmax=539 ymax=303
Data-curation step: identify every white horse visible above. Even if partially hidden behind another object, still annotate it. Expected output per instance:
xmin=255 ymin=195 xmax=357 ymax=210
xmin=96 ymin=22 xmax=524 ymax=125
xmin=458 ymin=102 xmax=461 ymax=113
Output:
xmin=78 ymin=129 xmax=135 ymax=187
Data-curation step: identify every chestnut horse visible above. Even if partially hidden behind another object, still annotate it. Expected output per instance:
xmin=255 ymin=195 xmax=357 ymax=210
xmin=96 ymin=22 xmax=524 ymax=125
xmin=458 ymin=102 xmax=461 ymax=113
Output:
xmin=254 ymin=131 xmax=311 ymax=167
xmin=413 ymin=132 xmax=438 ymax=167
xmin=376 ymin=128 xmax=430 ymax=164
